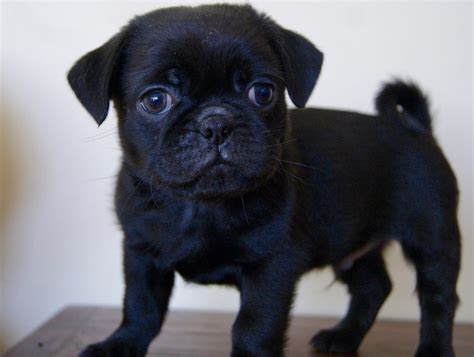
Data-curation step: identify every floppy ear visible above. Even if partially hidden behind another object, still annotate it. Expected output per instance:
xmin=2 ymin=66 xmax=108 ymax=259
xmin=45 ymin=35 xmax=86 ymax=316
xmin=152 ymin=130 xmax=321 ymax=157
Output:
xmin=271 ymin=26 xmax=324 ymax=108
xmin=67 ymin=31 xmax=126 ymax=126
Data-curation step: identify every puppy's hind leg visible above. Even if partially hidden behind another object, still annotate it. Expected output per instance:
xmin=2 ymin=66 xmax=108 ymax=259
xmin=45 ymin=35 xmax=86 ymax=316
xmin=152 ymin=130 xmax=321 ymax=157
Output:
xmin=400 ymin=220 xmax=460 ymax=357
xmin=311 ymin=247 xmax=392 ymax=353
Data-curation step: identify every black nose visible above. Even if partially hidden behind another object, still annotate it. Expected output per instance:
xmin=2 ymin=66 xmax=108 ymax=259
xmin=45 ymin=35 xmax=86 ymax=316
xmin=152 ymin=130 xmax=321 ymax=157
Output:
xmin=199 ymin=116 xmax=234 ymax=145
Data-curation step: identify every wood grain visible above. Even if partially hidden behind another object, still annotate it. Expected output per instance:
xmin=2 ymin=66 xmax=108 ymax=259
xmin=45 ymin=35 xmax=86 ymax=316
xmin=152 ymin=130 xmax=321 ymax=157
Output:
xmin=4 ymin=306 xmax=473 ymax=356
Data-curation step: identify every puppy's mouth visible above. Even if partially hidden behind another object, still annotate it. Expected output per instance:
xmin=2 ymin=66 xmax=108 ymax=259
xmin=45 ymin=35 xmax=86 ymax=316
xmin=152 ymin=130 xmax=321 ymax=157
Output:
xmin=161 ymin=150 xmax=272 ymax=199
xmin=171 ymin=150 xmax=238 ymax=186
xmin=201 ymin=151 xmax=236 ymax=173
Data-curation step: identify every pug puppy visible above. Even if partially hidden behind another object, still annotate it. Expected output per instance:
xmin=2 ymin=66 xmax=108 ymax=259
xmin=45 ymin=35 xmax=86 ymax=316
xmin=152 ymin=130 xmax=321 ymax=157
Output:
xmin=68 ymin=4 xmax=460 ymax=357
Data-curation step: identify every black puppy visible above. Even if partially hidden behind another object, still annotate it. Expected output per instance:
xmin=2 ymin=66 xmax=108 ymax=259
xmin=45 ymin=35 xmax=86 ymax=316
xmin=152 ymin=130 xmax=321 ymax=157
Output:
xmin=68 ymin=4 xmax=460 ymax=357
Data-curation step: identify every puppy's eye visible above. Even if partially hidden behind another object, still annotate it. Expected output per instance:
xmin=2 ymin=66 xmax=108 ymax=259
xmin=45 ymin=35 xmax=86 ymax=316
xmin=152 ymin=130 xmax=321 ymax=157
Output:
xmin=140 ymin=90 xmax=174 ymax=114
xmin=248 ymin=83 xmax=274 ymax=107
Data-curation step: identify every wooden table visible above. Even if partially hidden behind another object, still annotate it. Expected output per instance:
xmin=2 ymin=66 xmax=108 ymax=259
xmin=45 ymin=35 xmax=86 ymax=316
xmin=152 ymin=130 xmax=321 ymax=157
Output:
xmin=4 ymin=306 xmax=474 ymax=356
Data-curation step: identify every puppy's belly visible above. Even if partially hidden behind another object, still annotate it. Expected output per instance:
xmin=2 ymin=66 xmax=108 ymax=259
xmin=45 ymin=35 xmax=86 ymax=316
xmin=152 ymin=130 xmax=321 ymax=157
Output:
xmin=176 ymin=260 xmax=241 ymax=286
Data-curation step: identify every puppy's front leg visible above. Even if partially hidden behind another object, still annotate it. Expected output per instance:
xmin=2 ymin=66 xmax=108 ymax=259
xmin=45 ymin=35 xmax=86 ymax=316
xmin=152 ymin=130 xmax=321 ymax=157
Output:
xmin=232 ymin=258 xmax=297 ymax=357
xmin=80 ymin=241 xmax=175 ymax=357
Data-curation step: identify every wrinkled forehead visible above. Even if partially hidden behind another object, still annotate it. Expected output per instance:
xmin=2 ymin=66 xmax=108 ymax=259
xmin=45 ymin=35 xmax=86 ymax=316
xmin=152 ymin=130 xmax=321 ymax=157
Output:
xmin=121 ymin=10 xmax=282 ymax=96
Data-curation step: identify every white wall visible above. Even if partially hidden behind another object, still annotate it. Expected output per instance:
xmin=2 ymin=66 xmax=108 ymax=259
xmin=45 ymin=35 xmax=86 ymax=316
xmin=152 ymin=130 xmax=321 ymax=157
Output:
xmin=1 ymin=1 xmax=472 ymax=352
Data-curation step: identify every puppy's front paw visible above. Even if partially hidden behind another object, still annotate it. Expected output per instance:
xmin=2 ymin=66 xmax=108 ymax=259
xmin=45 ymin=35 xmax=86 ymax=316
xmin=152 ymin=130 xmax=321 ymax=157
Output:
xmin=79 ymin=339 xmax=145 ymax=357
xmin=310 ymin=327 xmax=362 ymax=353
xmin=415 ymin=343 xmax=454 ymax=357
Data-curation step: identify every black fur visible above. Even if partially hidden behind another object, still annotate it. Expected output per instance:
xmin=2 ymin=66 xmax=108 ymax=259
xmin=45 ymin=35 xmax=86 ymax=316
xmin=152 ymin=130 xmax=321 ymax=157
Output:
xmin=68 ymin=4 xmax=461 ymax=357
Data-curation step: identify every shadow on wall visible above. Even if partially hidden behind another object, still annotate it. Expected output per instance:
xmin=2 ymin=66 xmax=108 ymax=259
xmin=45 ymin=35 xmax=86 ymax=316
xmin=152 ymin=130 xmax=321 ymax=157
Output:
xmin=0 ymin=105 xmax=30 ymax=352
xmin=0 ymin=108 xmax=21 ymax=247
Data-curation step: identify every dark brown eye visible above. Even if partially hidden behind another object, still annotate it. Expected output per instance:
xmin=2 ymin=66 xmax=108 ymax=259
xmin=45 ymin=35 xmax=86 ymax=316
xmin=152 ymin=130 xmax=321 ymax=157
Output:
xmin=140 ymin=90 xmax=174 ymax=114
xmin=248 ymin=83 xmax=274 ymax=106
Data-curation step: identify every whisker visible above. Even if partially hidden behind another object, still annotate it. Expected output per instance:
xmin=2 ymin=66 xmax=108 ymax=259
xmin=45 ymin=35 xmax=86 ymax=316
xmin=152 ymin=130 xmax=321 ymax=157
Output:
xmin=123 ymin=177 xmax=145 ymax=208
xmin=84 ymin=174 xmax=118 ymax=182
xmin=85 ymin=127 xmax=116 ymax=139
xmin=276 ymin=166 xmax=310 ymax=186
xmin=263 ymin=138 xmax=298 ymax=148
xmin=240 ymin=193 xmax=250 ymax=225
xmin=279 ymin=159 xmax=320 ymax=171
xmin=274 ymin=156 xmax=312 ymax=186
xmin=149 ymin=174 xmax=161 ymax=208
xmin=85 ymin=129 xmax=117 ymax=139
xmin=84 ymin=130 xmax=118 ymax=142
xmin=213 ymin=191 xmax=234 ymax=209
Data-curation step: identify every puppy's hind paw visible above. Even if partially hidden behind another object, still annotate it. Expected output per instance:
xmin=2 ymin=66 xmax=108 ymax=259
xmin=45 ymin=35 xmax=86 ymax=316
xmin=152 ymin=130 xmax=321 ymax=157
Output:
xmin=310 ymin=327 xmax=362 ymax=354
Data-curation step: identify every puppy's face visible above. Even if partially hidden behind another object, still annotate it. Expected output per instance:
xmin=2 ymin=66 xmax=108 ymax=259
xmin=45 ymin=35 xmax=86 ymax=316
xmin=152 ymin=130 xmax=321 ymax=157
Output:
xmin=68 ymin=5 xmax=323 ymax=199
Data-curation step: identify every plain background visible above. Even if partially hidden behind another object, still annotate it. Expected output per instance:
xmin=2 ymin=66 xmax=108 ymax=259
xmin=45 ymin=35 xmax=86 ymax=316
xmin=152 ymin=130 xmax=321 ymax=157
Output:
xmin=0 ymin=0 xmax=472 ymax=352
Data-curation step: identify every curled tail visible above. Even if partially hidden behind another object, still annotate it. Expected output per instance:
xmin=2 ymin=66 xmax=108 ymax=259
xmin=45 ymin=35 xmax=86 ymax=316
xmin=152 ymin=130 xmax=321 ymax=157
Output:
xmin=375 ymin=80 xmax=432 ymax=134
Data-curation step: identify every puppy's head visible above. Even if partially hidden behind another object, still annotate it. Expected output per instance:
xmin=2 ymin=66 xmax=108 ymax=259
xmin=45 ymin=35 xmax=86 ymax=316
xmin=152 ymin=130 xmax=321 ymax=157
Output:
xmin=68 ymin=4 xmax=323 ymax=199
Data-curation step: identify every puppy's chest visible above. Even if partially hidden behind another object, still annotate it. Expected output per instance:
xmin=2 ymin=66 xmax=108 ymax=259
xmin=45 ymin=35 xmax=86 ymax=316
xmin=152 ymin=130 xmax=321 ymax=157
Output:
xmin=152 ymin=203 xmax=246 ymax=284
xmin=155 ymin=202 xmax=248 ymax=260
xmin=149 ymin=200 xmax=290 ymax=277
xmin=173 ymin=201 xmax=239 ymax=240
